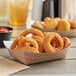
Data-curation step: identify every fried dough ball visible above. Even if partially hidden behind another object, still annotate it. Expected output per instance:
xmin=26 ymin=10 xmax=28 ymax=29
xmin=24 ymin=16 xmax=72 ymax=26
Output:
xmin=69 ymin=21 xmax=76 ymax=29
xmin=44 ymin=17 xmax=51 ymax=22
xmin=43 ymin=19 xmax=58 ymax=30
xmin=54 ymin=18 xmax=60 ymax=23
xmin=33 ymin=21 xmax=43 ymax=28
xmin=57 ymin=19 xmax=71 ymax=31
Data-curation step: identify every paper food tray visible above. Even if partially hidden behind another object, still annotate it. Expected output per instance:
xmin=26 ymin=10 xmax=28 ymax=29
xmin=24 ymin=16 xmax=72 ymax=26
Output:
xmin=4 ymin=41 xmax=69 ymax=65
xmin=32 ymin=26 xmax=76 ymax=37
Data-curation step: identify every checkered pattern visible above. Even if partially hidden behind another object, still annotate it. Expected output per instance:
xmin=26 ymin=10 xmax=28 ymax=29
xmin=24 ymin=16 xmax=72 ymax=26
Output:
xmin=8 ymin=48 xmax=69 ymax=65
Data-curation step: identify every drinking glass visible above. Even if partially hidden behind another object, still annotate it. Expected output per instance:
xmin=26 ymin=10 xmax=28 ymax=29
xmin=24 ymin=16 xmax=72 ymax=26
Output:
xmin=0 ymin=0 xmax=7 ymax=21
xmin=7 ymin=0 xmax=29 ymax=27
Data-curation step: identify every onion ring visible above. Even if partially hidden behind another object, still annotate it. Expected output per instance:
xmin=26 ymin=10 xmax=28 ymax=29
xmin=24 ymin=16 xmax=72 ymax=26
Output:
xmin=18 ymin=37 xmax=38 ymax=48
xmin=33 ymin=36 xmax=44 ymax=53
xmin=20 ymin=28 xmax=44 ymax=38
xmin=62 ymin=37 xmax=71 ymax=48
xmin=10 ymin=36 xmax=23 ymax=50
xmin=11 ymin=36 xmax=39 ymax=53
xmin=43 ymin=32 xmax=64 ymax=53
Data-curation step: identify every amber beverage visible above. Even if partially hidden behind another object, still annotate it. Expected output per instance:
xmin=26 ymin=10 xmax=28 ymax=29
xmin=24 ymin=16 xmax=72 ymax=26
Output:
xmin=7 ymin=0 xmax=29 ymax=27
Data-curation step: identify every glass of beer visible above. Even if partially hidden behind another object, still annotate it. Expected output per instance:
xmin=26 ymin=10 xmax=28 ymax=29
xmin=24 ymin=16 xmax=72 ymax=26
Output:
xmin=7 ymin=0 xmax=29 ymax=27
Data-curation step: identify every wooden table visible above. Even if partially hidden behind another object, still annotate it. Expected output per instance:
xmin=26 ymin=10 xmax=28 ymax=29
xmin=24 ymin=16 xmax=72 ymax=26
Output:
xmin=0 ymin=21 xmax=76 ymax=76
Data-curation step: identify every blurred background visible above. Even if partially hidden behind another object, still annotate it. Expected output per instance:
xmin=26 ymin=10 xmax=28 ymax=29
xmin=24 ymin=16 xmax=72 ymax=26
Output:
xmin=0 ymin=0 xmax=76 ymax=25
xmin=0 ymin=0 xmax=33 ymax=26
xmin=0 ymin=0 xmax=76 ymax=37
xmin=0 ymin=0 xmax=7 ymax=21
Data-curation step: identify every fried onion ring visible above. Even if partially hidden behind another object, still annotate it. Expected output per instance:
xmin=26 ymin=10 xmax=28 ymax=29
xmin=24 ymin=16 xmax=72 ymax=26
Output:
xmin=43 ymin=32 xmax=64 ymax=53
xmin=20 ymin=28 xmax=44 ymax=38
xmin=10 ymin=36 xmax=23 ymax=50
xmin=33 ymin=36 xmax=44 ymax=53
xmin=62 ymin=37 xmax=71 ymax=49
xmin=11 ymin=36 xmax=39 ymax=53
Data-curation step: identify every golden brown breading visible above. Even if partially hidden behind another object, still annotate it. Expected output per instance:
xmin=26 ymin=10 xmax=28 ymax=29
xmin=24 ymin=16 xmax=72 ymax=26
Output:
xmin=57 ymin=19 xmax=71 ymax=31
xmin=69 ymin=21 xmax=76 ymax=29
xmin=44 ymin=17 xmax=52 ymax=22
xmin=43 ymin=19 xmax=58 ymax=30
xmin=33 ymin=21 xmax=43 ymax=28
xmin=62 ymin=37 xmax=71 ymax=48
xmin=54 ymin=18 xmax=60 ymax=22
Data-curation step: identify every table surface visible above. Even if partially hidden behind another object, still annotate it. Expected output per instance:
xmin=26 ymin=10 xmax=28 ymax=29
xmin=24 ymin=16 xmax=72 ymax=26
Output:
xmin=0 ymin=21 xmax=76 ymax=75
